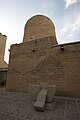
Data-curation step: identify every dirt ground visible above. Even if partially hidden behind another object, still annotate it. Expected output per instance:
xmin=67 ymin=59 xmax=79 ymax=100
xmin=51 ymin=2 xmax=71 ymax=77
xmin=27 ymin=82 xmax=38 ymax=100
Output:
xmin=0 ymin=87 xmax=80 ymax=120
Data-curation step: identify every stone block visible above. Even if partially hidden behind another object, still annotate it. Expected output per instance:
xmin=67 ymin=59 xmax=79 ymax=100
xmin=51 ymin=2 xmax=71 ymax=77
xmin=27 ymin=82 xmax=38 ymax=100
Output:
xmin=45 ymin=99 xmax=57 ymax=110
xmin=46 ymin=85 xmax=56 ymax=103
xmin=28 ymin=84 xmax=40 ymax=101
xmin=45 ymin=103 xmax=54 ymax=111
xmin=34 ymin=90 xmax=47 ymax=111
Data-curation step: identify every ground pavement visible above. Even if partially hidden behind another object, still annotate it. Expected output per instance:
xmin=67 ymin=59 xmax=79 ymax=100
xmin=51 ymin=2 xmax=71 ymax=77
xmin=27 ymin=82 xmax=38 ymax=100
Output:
xmin=0 ymin=87 xmax=80 ymax=120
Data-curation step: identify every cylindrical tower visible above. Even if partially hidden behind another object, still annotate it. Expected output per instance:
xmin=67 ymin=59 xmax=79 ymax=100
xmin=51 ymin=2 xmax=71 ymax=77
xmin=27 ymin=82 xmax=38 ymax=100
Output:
xmin=23 ymin=15 xmax=57 ymax=44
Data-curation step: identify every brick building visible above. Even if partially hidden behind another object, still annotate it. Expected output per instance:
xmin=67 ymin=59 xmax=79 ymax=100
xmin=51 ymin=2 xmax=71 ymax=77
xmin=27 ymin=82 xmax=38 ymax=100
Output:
xmin=6 ymin=15 xmax=80 ymax=97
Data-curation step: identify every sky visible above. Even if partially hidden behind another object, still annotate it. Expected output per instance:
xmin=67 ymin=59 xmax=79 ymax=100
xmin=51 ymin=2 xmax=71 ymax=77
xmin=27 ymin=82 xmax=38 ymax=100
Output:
xmin=0 ymin=0 xmax=80 ymax=63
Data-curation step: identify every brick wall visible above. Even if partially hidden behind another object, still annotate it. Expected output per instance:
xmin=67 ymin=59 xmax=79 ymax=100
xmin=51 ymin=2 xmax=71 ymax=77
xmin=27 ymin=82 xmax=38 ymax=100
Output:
xmin=6 ymin=36 xmax=80 ymax=97
xmin=23 ymin=15 xmax=56 ymax=42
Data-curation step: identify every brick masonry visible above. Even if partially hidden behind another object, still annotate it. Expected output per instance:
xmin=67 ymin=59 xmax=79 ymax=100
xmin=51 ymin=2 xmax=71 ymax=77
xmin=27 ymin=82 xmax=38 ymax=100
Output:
xmin=6 ymin=36 xmax=80 ymax=97
xmin=23 ymin=15 xmax=56 ymax=42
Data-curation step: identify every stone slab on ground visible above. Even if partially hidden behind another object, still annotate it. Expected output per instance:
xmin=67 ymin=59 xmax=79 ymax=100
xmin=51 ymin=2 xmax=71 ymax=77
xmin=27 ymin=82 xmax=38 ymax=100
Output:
xmin=46 ymin=85 xmax=56 ymax=103
xmin=34 ymin=89 xmax=47 ymax=111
